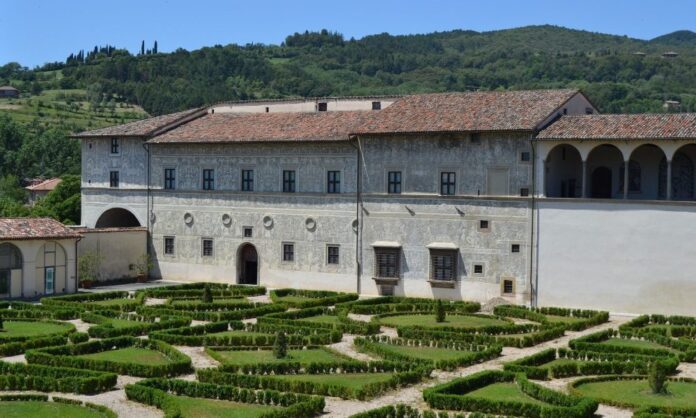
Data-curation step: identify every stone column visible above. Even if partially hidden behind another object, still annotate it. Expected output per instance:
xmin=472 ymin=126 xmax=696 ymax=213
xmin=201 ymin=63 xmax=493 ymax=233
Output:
xmin=667 ymin=160 xmax=672 ymax=200
xmin=581 ymin=161 xmax=588 ymax=198
xmin=623 ymin=161 xmax=629 ymax=199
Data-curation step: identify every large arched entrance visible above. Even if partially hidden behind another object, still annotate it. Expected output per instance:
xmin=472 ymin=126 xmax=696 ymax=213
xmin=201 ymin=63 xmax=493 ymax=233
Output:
xmin=626 ymin=144 xmax=666 ymax=200
xmin=95 ymin=208 xmax=141 ymax=228
xmin=586 ymin=144 xmax=624 ymax=199
xmin=660 ymin=144 xmax=696 ymax=201
xmin=237 ymin=243 xmax=258 ymax=285
xmin=545 ymin=144 xmax=582 ymax=198
xmin=0 ymin=243 xmax=23 ymax=298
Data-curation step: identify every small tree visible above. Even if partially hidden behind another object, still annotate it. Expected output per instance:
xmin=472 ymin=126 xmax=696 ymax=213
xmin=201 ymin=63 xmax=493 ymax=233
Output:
xmin=0 ymin=317 xmax=4 ymax=331
xmin=78 ymin=251 xmax=103 ymax=287
xmin=202 ymin=285 xmax=213 ymax=304
xmin=273 ymin=331 xmax=287 ymax=359
xmin=649 ymin=360 xmax=670 ymax=394
xmin=435 ymin=299 xmax=446 ymax=323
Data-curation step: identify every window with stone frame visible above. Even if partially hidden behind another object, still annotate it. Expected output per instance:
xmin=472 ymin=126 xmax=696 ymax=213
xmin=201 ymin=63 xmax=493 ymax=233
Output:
xmin=202 ymin=169 xmax=214 ymax=190
xmin=202 ymin=239 xmax=214 ymax=257
xmin=440 ymin=172 xmax=456 ymax=195
xmin=327 ymin=171 xmax=341 ymax=193
xmin=164 ymin=168 xmax=176 ymax=190
xmin=282 ymin=170 xmax=296 ymax=193
xmin=109 ymin=171 xmax=119 ymax=188
xmin=387 ymin=171 xmax=402 ymax=194
xmin=110 ymin=138 xmax=120 ymax=154
xmin=430 ymin=249 xmax=457 ymax=281
xmin=242 ymin=169 xmax=254 ymax=191
xmin=282 ymin=243 xmax=294 ymax=262
xmin=327 ymin=245 xmax=340 ymax=264
xmin=374 ymin=247 xmax=400 ymax=278
xmin=164 ymin=237 xmax=175 ymax=255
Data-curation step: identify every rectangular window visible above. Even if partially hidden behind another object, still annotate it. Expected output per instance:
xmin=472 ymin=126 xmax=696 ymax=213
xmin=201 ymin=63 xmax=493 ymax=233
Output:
xmin=375 ymin=248 xmax=400 ymax=278
xmin=440 ymin=172 xmax=456 ymax=195
xmin=520 ymin=151 xmax=531 ymax=162
xmin=202 ymin=169 xmax=214 ymax=190
xmin=164 ymin=168 xmax=176 ymax=190
xmin=318 ymin=102 xmax=328 ymax=111
xmin=387 ymin=171 xmax=402 ymax=194
xmin=479 ymin=220 xmax=489 ymax=230
xmin=164 ymin=237 xmax=175 ymax=255
xmin=243 ymin=227 xmax=253 ymax=238
xmin=503 ymin=279 xmax=515 ymax=294
xmin=282 ymin=243 xmax=294 ymax=262
xmin=283 ymin=170 xmax=296 ymax=193
xmin=372 ymin=101 xmax=381 ymax=110
xmin=520 ymin=188 xmax=529 ymax=197
xmin=109 ymin=171 xmax=119 ymax=188
xmin=202 ymin=239 xmax=214 ymax=257
xmin=431 ymin=250 xmax=457 ymax=281
xmin=473 ymin=264 xmax=484 ymax=275
xmin=242 ymin=170 xmax=254 ymax=191
xmin=327 ymin=245 xmax=340 ymax=265
xmin=110 ymin=138 xmax=120 ymax=154
xmin=327 ymin=171 xmax=341 ymax=194
xmin=511 ymin=244 xmax=520 ymax=253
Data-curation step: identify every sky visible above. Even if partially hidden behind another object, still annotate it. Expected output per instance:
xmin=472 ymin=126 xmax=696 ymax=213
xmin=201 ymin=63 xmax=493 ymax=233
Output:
xmin=3 ymin=0 xmax=696 ymax=68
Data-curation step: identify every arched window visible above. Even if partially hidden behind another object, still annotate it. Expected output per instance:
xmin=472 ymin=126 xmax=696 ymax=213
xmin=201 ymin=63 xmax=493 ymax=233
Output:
xmin=0 ymin=243 xmax=22 ymax=270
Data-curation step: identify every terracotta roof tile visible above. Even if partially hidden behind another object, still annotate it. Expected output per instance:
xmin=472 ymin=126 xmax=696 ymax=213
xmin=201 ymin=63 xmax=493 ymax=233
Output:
xmin=73 ymin=108 xmax=205 ymax=138
xmin=537 ymin=114 xmax=696 ymax=140
xmin=149 ymin=111 xmax=374 ymax=144
xmin=353 ymin=89 xmax=580 ymax=135
xmin=0 ymin=218 xmax=81 ymax=241
xmin=25 ymin=178 xmax=61 ymax=192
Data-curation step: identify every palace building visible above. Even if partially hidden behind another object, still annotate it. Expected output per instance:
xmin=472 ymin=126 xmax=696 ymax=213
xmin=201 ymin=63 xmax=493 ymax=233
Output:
xmin=72 ymin=90 xmax=696 ymax=315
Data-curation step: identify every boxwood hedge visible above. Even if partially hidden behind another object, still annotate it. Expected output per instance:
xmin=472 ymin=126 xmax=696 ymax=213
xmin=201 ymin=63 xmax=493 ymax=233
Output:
xmin=493 ymin=305 xmax=609 ymax=331
xmin=136 ymin=302 xmax=285 ymax=321
xmin=138 ymin=283 xmax=266 ymax=298
xmin=337 ymin=297 xmax=480 ymax=315
xmin=258 ymin=307 xmax=380 ymax=335
xmin=569 ymin=329 xmax=696 ymax=361
xmin=0 ymin=394 xmax=117 ymax=418
xmin=270 ymin=288 xmax=359 ymax=308
xmin=81 ymin=311 xmax=191 ymax=338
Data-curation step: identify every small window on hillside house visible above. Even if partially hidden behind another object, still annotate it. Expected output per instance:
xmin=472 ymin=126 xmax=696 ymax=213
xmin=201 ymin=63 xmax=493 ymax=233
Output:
xmin=282 ymin=243 xmax=294 ymax=262
xmin=164 ymin=237 xmax=175 ymax=255
xmin=440 ymin=172 xmax=456 ymax=195
xmin=109 ymin=171 xmax=119 ymax=188
xmin=110 ymin=138 xmax=120 ymax=154
xmin=327 ymin=171 xmax=341 ymax=193
xmin=202 ymin=169 xmax=214 ymax=190
xmin=372 ymin=101 xmax=381 ymax=110
xmin=585 ymin=107 xmax=594 ymax=115
xmin=430 ymin=250 xmax=457 ymax=281
xmin=387 ymin=171 xmax=402 ymax=194
xmin=374 ymin=247 xmax=400 ymax=278
xmin=202 ymin=239 xmax=214 ymax=257
xmin=502 ymin=279 xmax=515 ymax=294
xmin=327 ymin=245 xmax=340 ymax=264
xmin=511 ymin=244 xmax=520 ymax=253
xmin=318 ymin=102 xmax=328 ymax=111
xmin=164 ymin=168 xmax=176 ymax=190
xmin=242 ymin=170 xmax=254 ymax=191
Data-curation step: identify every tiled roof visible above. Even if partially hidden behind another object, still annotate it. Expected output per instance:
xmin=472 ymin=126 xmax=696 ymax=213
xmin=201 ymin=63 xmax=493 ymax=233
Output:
xmin=73 ymin=108 xmax=206 ymax=138
xmin=0 ymin=86 xmax=19 ymax=91
xmin=353 ymin=89 xmax=580 ymax=135
xmin=149 ymin=111 xmax=375 ymax=143
xmin=0 ymin=218 xmax=82 ymax=241
xmin=537 ymin=114 xmax=696 ymax=140
xmin=25 ymin=178 xmax=61 ymax=192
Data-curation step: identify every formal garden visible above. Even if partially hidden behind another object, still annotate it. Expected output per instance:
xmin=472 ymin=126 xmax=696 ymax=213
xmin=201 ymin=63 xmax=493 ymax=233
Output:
xmin=0 ymin=283 xmax=695 ymax=417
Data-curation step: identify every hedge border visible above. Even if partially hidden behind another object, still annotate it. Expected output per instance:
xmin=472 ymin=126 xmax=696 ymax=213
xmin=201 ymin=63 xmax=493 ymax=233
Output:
xmin=493 ymin=305 xmax=609 ymax=332
xmin=258 ymin=307 xmax=380 ymax=335
xmin=569 ymin=329 xmax=696 ymax=361
xmin=136 ymin=302 xmax=286 ymax=321
xmin=40 ymin=291 xmax=146 ymax=312
xmin=396 ymin=322 xmax=566 ymax=348
xmin=81 ymin=311 xmax=191 ymax=338
xmin=0 ymin=361 xmax=117 ymax=394
xmin=270 ymin=288 xmax=359 ymax=308
xmin=0 ymin=394 xmax=117 ymax=417
xmin=374 ymin=312 xmax=531 ymax=335
xmin=25 ymin=336 xmax=193 ymax=377
xmin=138 ymin=283 xmax=266 ymax=298
xmin=337 ymin=297 xmax=480 ymax=316
xmin=125 ymin=377 xmax=325 ymax=418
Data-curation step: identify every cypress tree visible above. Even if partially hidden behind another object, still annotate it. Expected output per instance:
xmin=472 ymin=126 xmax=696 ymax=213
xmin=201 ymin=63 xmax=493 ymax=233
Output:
xmin=435 ymin=299 xmax=446 ymax=323
xmin=140 ymin=40 xmax=145 ymax=56
xmin=648 ymin=360 xmax=669 ymax=394
xmin=153 ymin=41 xmax=158 ymax=54
xmin=273 ymin=331 xmax=287 ymax=358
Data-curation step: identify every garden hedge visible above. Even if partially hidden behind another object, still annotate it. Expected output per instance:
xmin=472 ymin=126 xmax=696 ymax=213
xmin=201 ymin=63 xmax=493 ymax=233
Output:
xmin=337 ymin=297 xmax=480 ymax=315
xmin=270 ymin=288 xmax=359 ymax=308
xmin=569 ymin=329 xmax=696 ymax=361
xmin=198 ymin=365 xmax=432 ymax=400
xmin=0 ymin=361 xmax=117 ymax=394
xmin=0 ymin=393 xmax=117 ymax=418
xmin=374 ymin=312 xmax=532 ymax=335
xmin=354 ymin=335 xmax=502 ymax=371
xmin=136 ymin=302 xmax=286 ymax=321
xmin=0 ymin=318 xmax=83 ymax=356
xmin=25 ymin=336 xmax=193 ymax=377
xmin=621 ymin=314 xmax=696 ymax=340
xmin=503 ymin=347 xmax=680 ymax=380
xmin=396 ymin=322 xmax=566 ymax=348
xmin=423 ymin=370 xmax=598 ymax=418
xmin=1 ymin=302 xmax=82 ymax=319
xmin=125 ymin=377 xmax=325 ymax=418
xmin=348 ymin=405 xmax=503 ymax=418
xmin=569 ymin=375 xmax=696 ymax=415
xmin=258 ymin=307 xmax=380 ymax=335
xmin=493 ymin=305 xmax=609 ymax=331
xmin=138 ymin=282 xmax=266 ymax=298
xmin=81 ymin=311 xmax=191 ymax=338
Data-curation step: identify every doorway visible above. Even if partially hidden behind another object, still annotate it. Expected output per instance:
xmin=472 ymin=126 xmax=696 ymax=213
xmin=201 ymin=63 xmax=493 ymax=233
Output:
xmin=238 ymin=244 xmax=258 ymax=285
xmin=45 ymin=267 xmax=55 ymax=295
xmin=591 ymin=167 xmax=612 ymax=198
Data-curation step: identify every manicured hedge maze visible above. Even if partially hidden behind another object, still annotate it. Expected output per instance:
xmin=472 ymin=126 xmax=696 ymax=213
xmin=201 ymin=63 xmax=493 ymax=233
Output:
xmin=125 ymin=377 xmax=325 ymax=418
xmin=258 ymin=306 xmax=381 ymax=335
xmin=423 ymin=370 xmax=598 ymax=418
xmin=0 ymin=361 xmax=117 ymax=394
xmin=40 ymin=291 xmax=146 ymax=312
xmin=25 ymin=335 xmax=193 ymax=377
xmin=80 ymin=310 xmax=191 ymax=338
xmin=270 ymin=288 xmax=359 ymax=308
xmin=569 ymin=329 xmax=696 ymax=361
xmin=0 ymin=394 xmax=117 ymax=418
xmin=0 ymin=317 xmax=86 ymax=356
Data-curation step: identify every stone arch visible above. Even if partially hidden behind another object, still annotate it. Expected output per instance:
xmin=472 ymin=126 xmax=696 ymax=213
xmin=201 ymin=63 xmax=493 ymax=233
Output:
xmin=586 ymin=144 xmax=624 ymax=199
xmin=659 ymin=144 xmax=696 ymax=200
xmin=0 ymin=243 xmax=23 ymax=298
xmin=625 ymin=144 xmax=666 ymax=200
xmin=237 ymin=243 xmax=259 ymax=285
xmin=96 ymin=208 xmax=141 ymax=228
xmin=545 ymin=143 xmax=583 ymax=198
xmin=35 ymin=242 xmax=67 ymax=295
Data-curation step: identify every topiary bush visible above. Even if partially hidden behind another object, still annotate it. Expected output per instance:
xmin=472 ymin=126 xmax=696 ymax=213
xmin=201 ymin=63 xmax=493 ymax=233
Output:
xmin=273 ymin=331 xmax=288 ymax=359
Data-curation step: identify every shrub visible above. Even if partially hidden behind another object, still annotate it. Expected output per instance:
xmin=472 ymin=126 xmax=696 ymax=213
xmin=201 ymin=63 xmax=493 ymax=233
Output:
xmin=435 ymin=300 xmax=445 ymax=323
xmin=274 ymin=331 xmax=288 ymax=359
xmin=258 ymin=307 xmax=380 ymax=335
xmin=0 ymin=362 xmax=117 ymax=394
xmin=270 ymin=288 xmax=359 ymax=308
xmin=202 ymin=285 xmax=213 ymax=303
xmin=649 ymin=359 xmax=670 ymax=394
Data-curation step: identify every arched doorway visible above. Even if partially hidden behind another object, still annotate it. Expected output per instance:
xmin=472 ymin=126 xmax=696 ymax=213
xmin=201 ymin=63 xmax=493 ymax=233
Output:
xmin=95 ymin=208 xmax=141 ymax=228
xmin=35 ymin=242 xmax=67 ymax=295
xmin=238 ymin=243 xmax=258 ymax=285
xmin=627 ymin=144 xmax=666 ymax=200
xmin=660 ymin=144 xmax=696 ymax=200
xmin=591 ymin=167 xmax=612 ymax=198
xmin=545 ymin=144 xmax=582 ymax=198
xmin=0 ymin=243 xmax=23 ymax=298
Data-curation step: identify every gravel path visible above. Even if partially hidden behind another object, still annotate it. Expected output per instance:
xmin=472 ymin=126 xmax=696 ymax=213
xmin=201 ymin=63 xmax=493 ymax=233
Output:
xmin=248 ymin=294 xmax=273 ymax=304
xmin=329 ymin=335 xmax=379 ymax=362
xmin=0 ymin=354 xmax=26 ymax=363
xmin=175 ymin=345 xmax=220 ymax=370
xmin=66 ymin=318 xmax=92 ymax=333
xmin=144 ymin=297 xmax=167 ymax=306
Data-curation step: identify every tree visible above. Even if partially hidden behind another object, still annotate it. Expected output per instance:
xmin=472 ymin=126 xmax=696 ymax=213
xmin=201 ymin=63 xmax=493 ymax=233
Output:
xmin=273 ymin=331 xmax=287 ymax=359
xmin=648 ymin=359 xmax=670 ymax=394
xmin=153 ymin=41 xmax=158 ymax=54
xmin=0 ymin=175 xmax=26 ymax=202
xmin=78 ymin=251 xmax=103 ymax=286
xmin=140 ymin=40 xmax=145 ymax=56
xmin=32 ymin=175 xmax=80 ymax=224
xmin=202 ymin=285 xmax=213 ymax=304
xmin=435 ymin=299 xmax=446 ymax=323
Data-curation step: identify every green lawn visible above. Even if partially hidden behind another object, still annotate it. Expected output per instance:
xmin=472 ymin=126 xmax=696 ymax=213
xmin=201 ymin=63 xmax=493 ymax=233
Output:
xmin=172 ymin=396 xmax=278 ymax=418
xmin=274 ymin=295 xmax=313 ymax=304
xmin=209 ymin=348 xmax=346 ymax=366
xmin=0 ymin=401 xmax=108 ymax=418
xmin=599 ymin=338 xmax=675 ymax=352
xmin=378 ymin=314 xmax=509 ymax=329
xmin=373 ymin=343 xmax=473 ymax=361
xmin=271 ymin=372 xmax=395 ymax=389
xmin=465 ymin=382 xmax=546 ymax=405
xmin=0 ymin=320 xmax=73 ymax=340
xmin=300 ymin=315 xmax=341 ymax=324
xmin=78 ymin=347 xmax=173 ymax=366
xmin=574 ymin=379 xmax=696 ymax=408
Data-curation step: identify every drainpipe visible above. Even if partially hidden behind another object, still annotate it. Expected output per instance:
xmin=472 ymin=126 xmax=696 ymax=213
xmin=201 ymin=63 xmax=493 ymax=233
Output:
xmin=74 ymin=236 xmax=82 ymax=294
xmin=349 ymin=136 xmax=362 ymax=295
xmin=529 ymin=135 xmax=537 ymax=308
xmin=142 ymin=141 xmax=152 ymax=266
